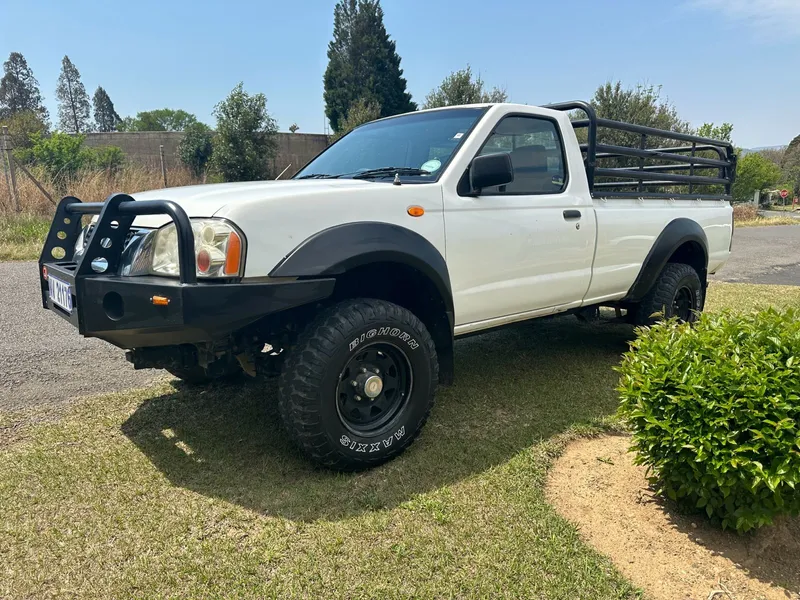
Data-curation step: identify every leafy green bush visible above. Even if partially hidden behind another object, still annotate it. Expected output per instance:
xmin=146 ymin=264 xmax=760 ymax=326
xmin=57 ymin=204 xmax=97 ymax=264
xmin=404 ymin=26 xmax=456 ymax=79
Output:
xmin=178 ymin=122 xmax=214 ymax=177
xmin=617 ymin=309 xmax=800 ymax=532
xmin=1 ymin=109 xmax=49 ymax=151
xmin=212 ymin=82 xmax=276 ymax=182
xmin=24 ymin=132 xmax=124 ymax=183
xmin=29 ymin=132 xmax=94 ymax=181
xmin=90 ymin=145 xmax=125 ymax=172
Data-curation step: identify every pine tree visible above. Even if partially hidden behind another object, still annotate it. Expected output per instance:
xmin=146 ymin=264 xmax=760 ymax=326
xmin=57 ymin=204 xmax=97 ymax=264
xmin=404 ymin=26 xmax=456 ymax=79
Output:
xmin=92 ymin=86 xmax=121 ymax=132
xmin=55 ymin=56 xmax=91 ymax=133
xmin=0 ymin=52 xmax=49 ymax=122
xmin=323 ymin=0 xmax=415 ymax=133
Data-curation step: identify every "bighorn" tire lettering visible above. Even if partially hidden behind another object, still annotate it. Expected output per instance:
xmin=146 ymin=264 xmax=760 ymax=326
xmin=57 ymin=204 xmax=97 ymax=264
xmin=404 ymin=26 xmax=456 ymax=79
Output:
xmin=349 ymin=329 xmax=419 ymax=351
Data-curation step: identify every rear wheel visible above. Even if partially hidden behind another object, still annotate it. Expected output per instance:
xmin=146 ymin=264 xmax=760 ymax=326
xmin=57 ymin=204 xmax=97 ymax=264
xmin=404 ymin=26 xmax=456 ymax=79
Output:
xmin=278 ymin=298 xmax=438 ymax=471
xmin=630 ymin=262 xmax=704 ymax=326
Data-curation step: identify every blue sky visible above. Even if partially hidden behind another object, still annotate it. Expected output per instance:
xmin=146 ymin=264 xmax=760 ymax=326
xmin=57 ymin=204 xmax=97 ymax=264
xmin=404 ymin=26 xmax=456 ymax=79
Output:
xmin=2 ymin=0 xmax=798 ymax=148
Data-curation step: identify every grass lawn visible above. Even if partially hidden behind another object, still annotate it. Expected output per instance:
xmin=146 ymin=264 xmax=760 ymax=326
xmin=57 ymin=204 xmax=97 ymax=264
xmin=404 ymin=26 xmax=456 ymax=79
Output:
xmin=736 ymin=215 xmax=799 ymax=227
xmin=0 ymin=213 xmax=50 ymax=261
xmin=2 ymin=282 xmax=799 ymax=599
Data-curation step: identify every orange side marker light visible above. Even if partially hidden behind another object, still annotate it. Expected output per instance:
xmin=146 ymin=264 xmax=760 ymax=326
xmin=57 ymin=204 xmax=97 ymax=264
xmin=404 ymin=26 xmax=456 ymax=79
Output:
xmin=151 ymin=295 xmax=170 ymax=306
xmin=224 ymin=232 xmax=243 ymax=275
xmin=407 ymin=206 xmax=425 ymax=217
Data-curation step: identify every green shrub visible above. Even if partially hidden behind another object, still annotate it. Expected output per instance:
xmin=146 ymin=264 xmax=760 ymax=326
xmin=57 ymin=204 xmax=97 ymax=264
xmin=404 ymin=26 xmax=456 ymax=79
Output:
xmin=89 ymin=145 xmax=125 ymax=172
xmin=25 ymin=133 xmax=124 ymax=183
xmin=212 ymin=82 xmax=277 ymax=182
xmin=617 ymin=309 xmax=800 ymax=532
xmin=28 ymin=132 xmax=94 ymax=182
xmin=178 ymin=122 xmax=214 ymax=177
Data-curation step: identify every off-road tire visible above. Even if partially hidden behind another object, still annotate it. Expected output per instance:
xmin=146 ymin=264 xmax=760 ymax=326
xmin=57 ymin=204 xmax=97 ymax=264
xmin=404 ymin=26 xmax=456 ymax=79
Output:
xmin=278 ymin=298 xmax=439 ymax=471
xmin=630 ymin=262 xmax=704 ymax=326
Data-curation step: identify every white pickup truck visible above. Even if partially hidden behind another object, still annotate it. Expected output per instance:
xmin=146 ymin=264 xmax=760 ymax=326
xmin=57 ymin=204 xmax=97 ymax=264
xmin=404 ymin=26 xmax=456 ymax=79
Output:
xmin=38 ymin=101 xmax=736 ymax=470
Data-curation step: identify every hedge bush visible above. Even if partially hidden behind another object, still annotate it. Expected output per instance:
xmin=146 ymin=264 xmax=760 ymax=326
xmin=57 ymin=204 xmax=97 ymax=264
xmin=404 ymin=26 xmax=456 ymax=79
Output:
xmin=18 ymin=132 xmax=125 ymax=182
xmin=617 ymin=308 xmax=800 ymax=532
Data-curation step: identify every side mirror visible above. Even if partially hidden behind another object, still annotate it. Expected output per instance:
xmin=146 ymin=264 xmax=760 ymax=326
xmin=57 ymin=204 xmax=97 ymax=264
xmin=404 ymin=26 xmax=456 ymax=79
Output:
xmin=469 ymin=153 xmax=514 ymax=194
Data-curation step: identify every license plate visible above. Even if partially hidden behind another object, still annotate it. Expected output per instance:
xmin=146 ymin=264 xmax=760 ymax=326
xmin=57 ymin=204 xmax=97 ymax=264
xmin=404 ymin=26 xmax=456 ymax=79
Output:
xmin=48 ymin=275 xmax=73 ymax=313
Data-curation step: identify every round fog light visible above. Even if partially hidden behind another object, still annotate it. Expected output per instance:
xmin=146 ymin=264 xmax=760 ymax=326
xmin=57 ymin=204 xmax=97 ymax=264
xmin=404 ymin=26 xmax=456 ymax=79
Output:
xmin=103 ymin=292 xmax=125 ymax=321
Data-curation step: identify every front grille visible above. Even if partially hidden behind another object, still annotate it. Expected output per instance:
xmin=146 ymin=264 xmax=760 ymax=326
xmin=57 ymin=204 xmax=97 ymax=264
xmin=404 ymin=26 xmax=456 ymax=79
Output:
xmin=83 ymin=224 xmax=141 ymax=250
xmin=83 ymin=223 xmax=94 ymax=248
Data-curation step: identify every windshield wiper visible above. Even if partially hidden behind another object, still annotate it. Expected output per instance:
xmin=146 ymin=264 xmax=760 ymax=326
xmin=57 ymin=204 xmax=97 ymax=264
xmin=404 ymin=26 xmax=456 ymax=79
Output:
xmin=294 ymin=173 xmax=342 ymax=179
xmin=351 ymin=167 xmax=431 ymax=179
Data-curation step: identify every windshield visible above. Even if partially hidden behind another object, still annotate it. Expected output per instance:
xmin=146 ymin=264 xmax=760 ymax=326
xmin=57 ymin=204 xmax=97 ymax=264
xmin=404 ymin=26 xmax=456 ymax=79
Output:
xmin=295 ymin=108 xmax=486 ymax=181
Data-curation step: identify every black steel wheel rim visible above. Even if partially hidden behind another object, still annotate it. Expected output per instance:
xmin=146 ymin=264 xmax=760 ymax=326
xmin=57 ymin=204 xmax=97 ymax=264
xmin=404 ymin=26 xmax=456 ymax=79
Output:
xmin=336 ymin=342 xmax=413 ymax=434
xmin=673 ymin=286 xmax=694 ymax=321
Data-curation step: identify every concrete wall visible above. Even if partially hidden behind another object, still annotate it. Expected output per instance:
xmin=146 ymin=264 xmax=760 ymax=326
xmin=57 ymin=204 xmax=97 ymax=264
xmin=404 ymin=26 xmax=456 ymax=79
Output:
xmin=83 ymin=132 xmax=184 ymax=167
xmin=82 ymin=132 xmax=329 ymax=177
xmin=270 ymin=133 xmax=329 ymax=177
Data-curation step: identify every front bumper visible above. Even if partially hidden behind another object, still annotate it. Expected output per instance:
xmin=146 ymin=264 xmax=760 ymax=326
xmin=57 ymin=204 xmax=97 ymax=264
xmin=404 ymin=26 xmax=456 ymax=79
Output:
xmin=39 ymin=193 xmax=335 ymax=348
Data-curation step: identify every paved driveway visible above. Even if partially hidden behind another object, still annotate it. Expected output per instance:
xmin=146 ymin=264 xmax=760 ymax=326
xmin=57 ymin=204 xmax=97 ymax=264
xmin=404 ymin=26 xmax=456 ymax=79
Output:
xmin=0 ymin=262 xmax=162 ymax=412
xmin=710 ymin=225 xmax=800 ymax=286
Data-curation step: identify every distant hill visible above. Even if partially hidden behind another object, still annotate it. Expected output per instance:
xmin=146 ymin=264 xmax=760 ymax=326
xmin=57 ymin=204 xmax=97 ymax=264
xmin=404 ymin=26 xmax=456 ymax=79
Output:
xmin=740 ymin=145 xmax=787 ymax=156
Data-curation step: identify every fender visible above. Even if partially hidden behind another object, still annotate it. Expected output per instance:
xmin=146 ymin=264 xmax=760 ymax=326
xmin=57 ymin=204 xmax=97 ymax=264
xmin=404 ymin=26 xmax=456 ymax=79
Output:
xmin=271 ymin=222 xmax=455 ymax=384
xmin=270 ymin=222 xmax=454 ymax=318
xmin=624 ymin=218 xmax=708 ymax=302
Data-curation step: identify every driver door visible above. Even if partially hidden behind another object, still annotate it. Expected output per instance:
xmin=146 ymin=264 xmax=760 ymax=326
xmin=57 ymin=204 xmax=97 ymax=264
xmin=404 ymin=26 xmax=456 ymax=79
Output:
xmin=443 ymin=114 xmax=595 ymax=330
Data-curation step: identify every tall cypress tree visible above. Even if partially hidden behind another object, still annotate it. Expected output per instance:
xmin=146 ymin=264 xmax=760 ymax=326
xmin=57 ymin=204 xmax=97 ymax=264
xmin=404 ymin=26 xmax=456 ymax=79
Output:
xmin=92 ymin=86 xmax=122 ymax=132
xmin=55 ymin=55 xmax=91 ymax=133
xmin=0 ymin=52 xmax=49 ymax=122
xmin=323 ymin=0 xmax=416 ymax=133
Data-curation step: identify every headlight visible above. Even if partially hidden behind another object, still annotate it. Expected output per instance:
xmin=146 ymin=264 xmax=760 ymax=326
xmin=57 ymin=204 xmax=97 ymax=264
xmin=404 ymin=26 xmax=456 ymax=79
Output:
xmin=127 ymin=218 xmax=245 ymax=278
xmin=73 ymin=218 xmax=98 ymax=261
xmin=74 ymin=226 xmax=87 ymax=259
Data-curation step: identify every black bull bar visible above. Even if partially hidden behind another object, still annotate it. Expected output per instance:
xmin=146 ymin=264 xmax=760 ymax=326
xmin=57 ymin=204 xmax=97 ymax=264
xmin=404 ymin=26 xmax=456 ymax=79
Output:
xmin=37 ymin=193 xmax=334 ymax=348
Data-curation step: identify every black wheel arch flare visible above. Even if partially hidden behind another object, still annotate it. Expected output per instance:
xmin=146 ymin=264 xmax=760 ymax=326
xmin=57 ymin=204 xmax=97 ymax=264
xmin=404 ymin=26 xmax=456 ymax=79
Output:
xmin=270 ymin=222 xmax=455 ymax=384
xmin=624 ymin=217 xmax=709 ymax=302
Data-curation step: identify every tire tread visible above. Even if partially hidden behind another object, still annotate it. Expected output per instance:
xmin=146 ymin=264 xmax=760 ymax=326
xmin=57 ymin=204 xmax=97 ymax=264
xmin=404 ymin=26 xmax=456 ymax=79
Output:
xmin=278 ymin=298 xmax=438 ymax=470
xmin=632 ymin=262 xmax=702 ymax=325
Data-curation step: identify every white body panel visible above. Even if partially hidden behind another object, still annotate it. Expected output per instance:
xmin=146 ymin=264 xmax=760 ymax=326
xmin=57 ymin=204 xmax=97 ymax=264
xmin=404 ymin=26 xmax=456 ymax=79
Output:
xmin=131 ymin=180 xmax=447 ymax=279
xmin=439 ymin=105 xmax=597 ymax=328
xmin=128 ymin=103 xmax=733 ymax=336
xmin=585 ymin=198 xmax=731 ymax=305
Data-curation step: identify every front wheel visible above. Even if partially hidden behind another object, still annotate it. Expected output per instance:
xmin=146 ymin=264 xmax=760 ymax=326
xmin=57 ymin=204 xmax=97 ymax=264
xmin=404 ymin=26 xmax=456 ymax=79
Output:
xmin=630 ymin=262 xmax=704 ymax=326
xmin=278 ymin=299 xmax=438 ymax=471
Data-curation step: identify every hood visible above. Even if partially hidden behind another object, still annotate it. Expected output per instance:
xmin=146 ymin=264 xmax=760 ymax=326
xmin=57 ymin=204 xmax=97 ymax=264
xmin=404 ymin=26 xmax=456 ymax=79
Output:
xmin=129 ymin=179 xmax=377 ymax=228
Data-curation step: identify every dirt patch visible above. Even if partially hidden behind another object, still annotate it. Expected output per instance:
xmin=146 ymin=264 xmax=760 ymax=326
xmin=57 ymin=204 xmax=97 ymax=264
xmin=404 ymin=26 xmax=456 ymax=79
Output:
xmin=547 ymin=435 xmax=800 ymax=600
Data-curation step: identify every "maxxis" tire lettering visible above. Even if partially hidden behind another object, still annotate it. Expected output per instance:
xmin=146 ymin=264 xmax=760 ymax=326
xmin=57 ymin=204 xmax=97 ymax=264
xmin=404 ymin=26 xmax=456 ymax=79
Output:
xmin=340 ymin=426 xmax=406 ymax=452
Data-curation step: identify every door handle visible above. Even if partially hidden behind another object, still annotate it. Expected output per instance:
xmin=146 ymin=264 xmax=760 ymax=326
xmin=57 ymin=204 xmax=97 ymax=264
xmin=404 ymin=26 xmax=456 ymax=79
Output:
xmin=563 ymin=209 xmax=582 ymax=220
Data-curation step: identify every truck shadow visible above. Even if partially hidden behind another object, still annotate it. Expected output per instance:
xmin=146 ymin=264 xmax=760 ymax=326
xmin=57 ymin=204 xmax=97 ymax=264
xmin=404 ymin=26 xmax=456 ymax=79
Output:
xmin=121 ymin=315 xmax=634 ymax=522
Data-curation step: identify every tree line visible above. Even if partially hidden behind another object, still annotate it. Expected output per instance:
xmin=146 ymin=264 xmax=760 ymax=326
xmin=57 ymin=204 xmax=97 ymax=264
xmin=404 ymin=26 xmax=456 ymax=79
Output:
xmin=0 ymin=50 xmax=274 ymax=183
xmin=1 ymin=0 xmax=797 ymax=195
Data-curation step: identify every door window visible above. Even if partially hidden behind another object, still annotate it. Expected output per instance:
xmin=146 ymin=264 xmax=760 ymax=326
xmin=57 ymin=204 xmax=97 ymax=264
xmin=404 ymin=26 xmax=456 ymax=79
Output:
xmin=477 ymin=116 xmax=566 ymax=195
